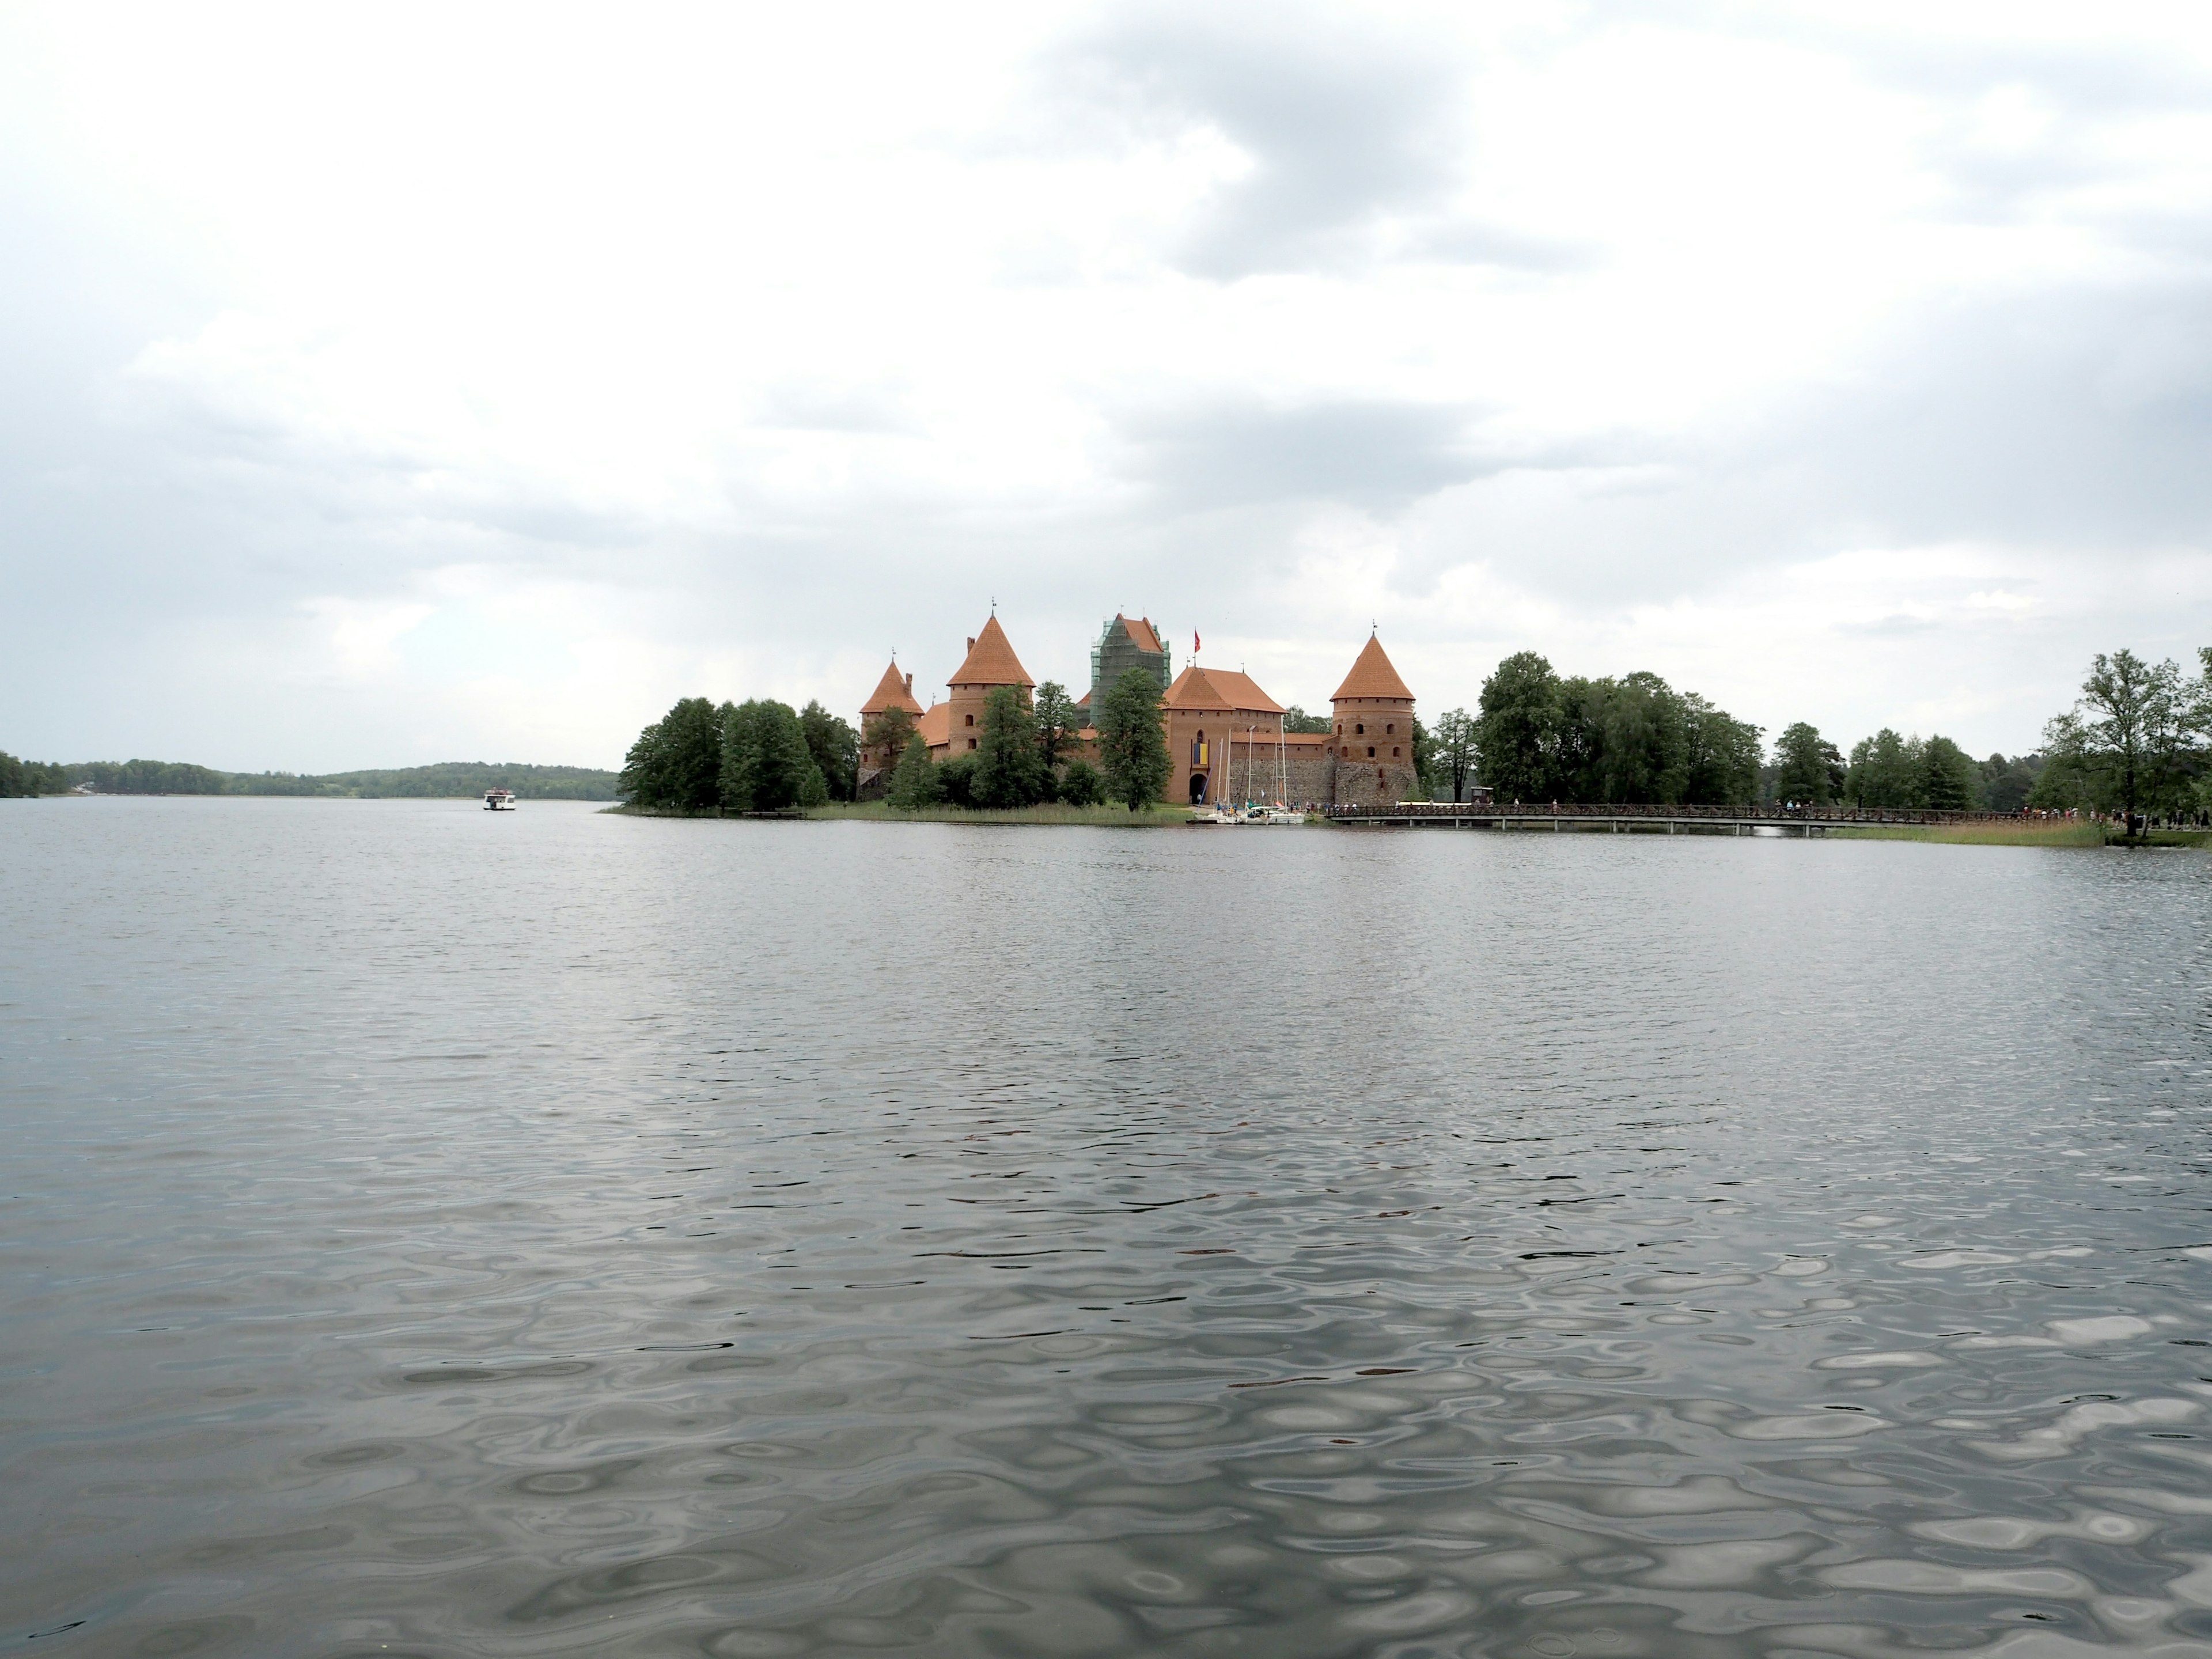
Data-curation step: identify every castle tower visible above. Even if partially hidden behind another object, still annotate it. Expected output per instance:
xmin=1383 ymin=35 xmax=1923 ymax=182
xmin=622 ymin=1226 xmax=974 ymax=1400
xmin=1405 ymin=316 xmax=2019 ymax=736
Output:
xmin=945 ymin=615 xmax=1033 ymax=754
xmin=1089 ymin=614 xmax=1168 ymax=715
xmin=1329 ymin=633 xmax=1416 ymax=808
xmin=856 ymin=658 xmax=925 ymax=796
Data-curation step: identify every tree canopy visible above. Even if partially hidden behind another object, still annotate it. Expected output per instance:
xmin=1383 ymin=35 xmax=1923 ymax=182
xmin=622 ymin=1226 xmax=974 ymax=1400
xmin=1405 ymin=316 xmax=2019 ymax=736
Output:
xmin=2033 ymin=647 xmax=2207 ymax=818
xmin=887 ymin=735 xmax=941 ymax=809
xmin=1032 ymin=681 xmax=1081 ymax=774
xmin=721 ymin=699 xmax=816 ymax=811
xmin=974 ymin=685 xmax=1052 ymax=808
xmin=798 ymin=701 xmax=858 ymax=802
xmin=1471 ymin=653 xmax=1760 ymax=805
xmin=1430 ymin=708 xmax=1477 ymax=802
xmin=0 ymin=752 xmax=71 ymax=797
xmin=1473 ymin=651 xmax=1560 ymax=802
xmin=1097 ymin=667 xmax=1171 ymax=810
xmin=1771 ymin=722 xmax=1840 ymax=806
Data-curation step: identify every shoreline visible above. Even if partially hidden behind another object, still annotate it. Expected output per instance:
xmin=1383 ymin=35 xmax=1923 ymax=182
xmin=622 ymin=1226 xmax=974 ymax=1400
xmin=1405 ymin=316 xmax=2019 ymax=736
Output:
xmin=607 ymin=801 xmax=2209 ymax=846
xmin=608 ymin=801 xmax=1205 ymax=826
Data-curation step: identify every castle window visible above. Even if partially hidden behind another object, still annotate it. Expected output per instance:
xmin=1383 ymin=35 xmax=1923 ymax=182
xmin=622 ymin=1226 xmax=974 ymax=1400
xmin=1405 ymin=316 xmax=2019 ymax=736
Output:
xmin=1393 ymin=747 xmax=1401 ymax=757
xmin=1355 ymin=723 xmax=1363 ymax=735
xmin=1334 ymin=722 xmax=1341 ymax=734
xmin=964 ymin=714 xmax=974 ymax=726
xmin=1385 ymin=724 xmax=1394 ymax=735
xmin=1366 ymin=746 xmax=1375 ymax=758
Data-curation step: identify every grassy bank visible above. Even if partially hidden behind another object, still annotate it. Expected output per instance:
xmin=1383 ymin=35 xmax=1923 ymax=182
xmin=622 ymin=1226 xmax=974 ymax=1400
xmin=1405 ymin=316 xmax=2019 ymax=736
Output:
xmin=1833 ymin=820 xmax=2209 ymax=849
xmin=806 ymin=800 xmax=1198 ymax=826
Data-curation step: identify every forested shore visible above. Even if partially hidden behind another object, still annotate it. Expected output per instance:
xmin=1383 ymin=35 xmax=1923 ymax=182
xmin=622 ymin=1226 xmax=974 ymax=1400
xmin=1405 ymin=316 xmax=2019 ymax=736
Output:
xmin=0 ymin=757 xmax=619 ymax=800
xmin=1451 ymin=645 xmax=2212 ymax=825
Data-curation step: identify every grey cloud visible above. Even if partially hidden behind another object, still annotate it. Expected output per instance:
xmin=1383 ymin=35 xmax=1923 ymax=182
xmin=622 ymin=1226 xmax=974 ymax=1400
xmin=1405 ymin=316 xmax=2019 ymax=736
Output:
xmin=1050 ymin=5 xmax=1476 ymax=277
xmin=1388 ymin=277 xmax=2212 ymax=616
xmin=1116 ymin=397 xmax=1489 ymax=512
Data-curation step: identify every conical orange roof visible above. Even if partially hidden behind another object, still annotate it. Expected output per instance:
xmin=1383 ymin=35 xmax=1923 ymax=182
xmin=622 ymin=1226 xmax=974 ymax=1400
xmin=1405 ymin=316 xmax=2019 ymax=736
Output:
xmin=861 ymin=659 xmax=924 ymax=716
xmin=1331 ymin=634 xmax=1414 ymax=702
xmin=948 ymin=615 xmax=1033 ymax=688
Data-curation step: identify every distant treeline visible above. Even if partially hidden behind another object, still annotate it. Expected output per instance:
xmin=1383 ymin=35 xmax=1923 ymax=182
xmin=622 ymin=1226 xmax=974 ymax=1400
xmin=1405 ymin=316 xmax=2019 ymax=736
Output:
xmin=1761 ymin=646 xmax=2211 ymax=820
xmin=0 ymin=756 xmax=620 ymax=800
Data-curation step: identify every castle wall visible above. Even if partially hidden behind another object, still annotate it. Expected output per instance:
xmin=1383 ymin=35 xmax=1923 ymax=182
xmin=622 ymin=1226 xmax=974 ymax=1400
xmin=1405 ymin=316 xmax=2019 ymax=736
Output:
xmin=1331 ymin=757 xmax=1421 ymax=808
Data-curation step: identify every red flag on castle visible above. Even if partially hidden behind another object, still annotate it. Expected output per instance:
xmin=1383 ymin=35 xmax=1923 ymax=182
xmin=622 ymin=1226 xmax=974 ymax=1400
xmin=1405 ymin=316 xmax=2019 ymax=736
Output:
xmin=1194 ymin=630 xmax=1202 ymax=656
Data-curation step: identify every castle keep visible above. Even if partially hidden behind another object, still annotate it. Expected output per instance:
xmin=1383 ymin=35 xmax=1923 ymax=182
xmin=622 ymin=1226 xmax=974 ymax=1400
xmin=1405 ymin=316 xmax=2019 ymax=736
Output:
xmin=857 ymin=612 xmax=1418 ymax=808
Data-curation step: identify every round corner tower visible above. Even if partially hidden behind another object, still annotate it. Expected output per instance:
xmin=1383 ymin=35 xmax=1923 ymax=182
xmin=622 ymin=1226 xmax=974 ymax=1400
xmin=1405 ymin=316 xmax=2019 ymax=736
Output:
xmin=1328 ymin=634 xmax=1417 ymax=808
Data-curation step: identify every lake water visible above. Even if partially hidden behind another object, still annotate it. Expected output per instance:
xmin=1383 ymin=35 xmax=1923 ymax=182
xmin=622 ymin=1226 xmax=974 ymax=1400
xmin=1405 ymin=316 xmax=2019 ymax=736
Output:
xmin=5 ymin=798 xmax=2211 ymax=1658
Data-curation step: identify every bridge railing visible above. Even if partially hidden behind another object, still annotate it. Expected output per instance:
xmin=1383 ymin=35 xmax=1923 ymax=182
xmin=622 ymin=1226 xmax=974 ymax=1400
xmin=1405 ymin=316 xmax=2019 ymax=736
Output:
xmin=1323 ymin=802 xmax=2031 ymax=825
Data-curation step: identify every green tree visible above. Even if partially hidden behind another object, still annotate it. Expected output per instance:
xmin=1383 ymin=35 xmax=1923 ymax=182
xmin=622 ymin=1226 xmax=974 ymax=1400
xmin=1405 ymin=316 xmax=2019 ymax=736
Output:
xmin=1098 ymin=666 xmax=1171 ymax=810
xmin=935 ymin=751 xmax=980 ymax=809
xmin=1978 ymin=752 xmax=2042 ymax=813
xmin=1430 ymin=707 xmax=1478 ymax=802
xmin=1474 ymin=651 xmax=1561 ymax=802
xmin=1408 ymin=715 xmax=1435 ymax=800
xmin=721 ymin=699 xmax=814 ymax=810
xmin=1058 ymin=759 xmax=1105 ymax=806
xmin=1846 ymin=729 xmax=1912 ymax=808
xmin=859 ymin=705 xmax=916 ymax=796
xmin=1032 ymin=681 xmax=1080 ymax=774
xmin=1551 ymin=676 xmax=1607 ymax=802
xmin=974 ymin=685 xmax=1051 ymax=808
xmin=620 ymin=696 xmax=724 ymax=808
xmin=1915 ymin=735 xmax=1979 ymax=810
xmin=1772 ymin=722 xmax=1834 ymax=806
xmin=798 ymin=763 xmax=831 ymax=808
xmin=1596 ymin=672 xmax=1688 ymax=804
xmin=799 ymin=700 xmax=859 ymax=801
xmin=887 ymin=735 xmax=941 ymax=809
xmin=2073 ymin=649 xmax=2182 ymax=818
xmin=0 ymin=752 xmax=66 ymax=797
xmin=1680 ymin=697 xmax=1762 ymax=805
xmin=1282 ymin=705 xmax=1332 ymax=735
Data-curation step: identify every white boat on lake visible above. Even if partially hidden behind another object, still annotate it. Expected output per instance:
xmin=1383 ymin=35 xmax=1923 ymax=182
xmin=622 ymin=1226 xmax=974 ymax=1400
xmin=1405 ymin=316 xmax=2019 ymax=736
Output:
xmin=483 ymin=789 xmax=517 ymax=810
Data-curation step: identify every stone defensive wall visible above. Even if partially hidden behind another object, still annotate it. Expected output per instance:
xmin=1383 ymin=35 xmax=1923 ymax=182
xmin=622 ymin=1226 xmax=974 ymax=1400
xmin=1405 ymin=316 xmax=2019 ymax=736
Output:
xmin=1206 ymin=746 xmax=1335 ymax=807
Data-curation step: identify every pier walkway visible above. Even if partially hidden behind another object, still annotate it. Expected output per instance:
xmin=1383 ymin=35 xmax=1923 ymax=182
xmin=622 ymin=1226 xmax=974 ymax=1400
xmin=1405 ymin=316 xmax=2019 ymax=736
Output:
xmin=1323 ymin=802 xmax=2030 ymax=835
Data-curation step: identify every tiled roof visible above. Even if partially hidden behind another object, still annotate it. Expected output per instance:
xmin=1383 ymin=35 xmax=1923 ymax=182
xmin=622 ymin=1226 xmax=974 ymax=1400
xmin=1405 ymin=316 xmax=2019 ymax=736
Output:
xmin=1203 ymin=669 xmax=1283 ymax=716
xmin=1331 ymin=634 xmax=1414 ymax=702
xmin=1165 ymin=666 xmax=1232 ymax=710
xmin=861 ymin=660 xmax=924 ymax=716
xmin=949 ymin=616 xmax=1033 ymax=688
xmin=1123 ymin=615 xmax=1162 ymax=654
xmin=915 ymin=704 xmax=951 ymax=748
xmin=1165 ymin=665 xmax=1285 ymax=716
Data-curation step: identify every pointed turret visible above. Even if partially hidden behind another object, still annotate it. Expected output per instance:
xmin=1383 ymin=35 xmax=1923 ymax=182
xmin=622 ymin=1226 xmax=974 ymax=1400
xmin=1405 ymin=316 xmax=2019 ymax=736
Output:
xmin=948 ymin=615 xmax=1033 ymax=690
xmin=1330 ymin=634 xmax=1414 ymax=703
xmin=1328 ymin=633 xmax=1416 ymax=809
xmin=943 ymin=614 xmax=1033 ymax=757
xmin=862 ymin=658 xmax=924 ymax=717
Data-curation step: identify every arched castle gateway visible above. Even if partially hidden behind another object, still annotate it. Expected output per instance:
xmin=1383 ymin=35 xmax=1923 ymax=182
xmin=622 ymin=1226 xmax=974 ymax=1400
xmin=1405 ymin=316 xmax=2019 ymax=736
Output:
xmin=855 ymin=613 xmax=1418 ymax=808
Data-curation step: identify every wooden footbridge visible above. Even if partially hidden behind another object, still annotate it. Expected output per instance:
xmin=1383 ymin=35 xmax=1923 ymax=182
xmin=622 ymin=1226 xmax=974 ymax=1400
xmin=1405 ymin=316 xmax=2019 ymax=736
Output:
xmin=1324 ymin=802 xmax=2027 ymax=835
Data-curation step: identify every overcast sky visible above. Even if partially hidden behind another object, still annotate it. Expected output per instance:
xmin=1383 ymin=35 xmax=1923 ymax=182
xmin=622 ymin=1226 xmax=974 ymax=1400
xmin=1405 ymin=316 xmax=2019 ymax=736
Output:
xmin=5 ymin=1 xmax=2210 ymax=771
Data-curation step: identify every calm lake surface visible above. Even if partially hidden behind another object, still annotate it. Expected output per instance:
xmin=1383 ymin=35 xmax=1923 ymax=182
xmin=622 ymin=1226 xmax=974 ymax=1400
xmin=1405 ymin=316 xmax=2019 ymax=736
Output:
xmin=4 ymin=799 xmax=2211 ymax=1658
